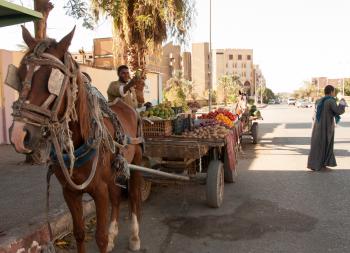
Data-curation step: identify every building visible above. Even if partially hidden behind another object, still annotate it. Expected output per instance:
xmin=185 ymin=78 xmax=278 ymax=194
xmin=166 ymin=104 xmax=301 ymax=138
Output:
xmin=182 ymin=52 xmax=192 ymax=81
xmin=212 ymin=48 xmax=254 ymax=95
xmin=93 ymin=38 xmax=114 ymax=68
xmin=71 ymin=50 xmax=93 ymax=66
xmin=0 ymin=50 xmax=24 ymax=144
xmin=191 ymin=42 xmax=210 ymax=98
xmin=312 ymin=77 xmax=350 ymax=95
xmin=160 ymin=42 xmax=181 ymax=86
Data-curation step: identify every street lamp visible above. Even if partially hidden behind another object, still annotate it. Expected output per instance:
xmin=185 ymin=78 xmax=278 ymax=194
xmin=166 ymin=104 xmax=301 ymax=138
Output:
xmin=208 ymin=0 xmax=212 ymax=112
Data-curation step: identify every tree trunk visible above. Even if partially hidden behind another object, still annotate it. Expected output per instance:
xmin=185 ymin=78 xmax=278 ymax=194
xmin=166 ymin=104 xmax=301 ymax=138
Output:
xmin=33 ymin=0 xmax=54 ymax=39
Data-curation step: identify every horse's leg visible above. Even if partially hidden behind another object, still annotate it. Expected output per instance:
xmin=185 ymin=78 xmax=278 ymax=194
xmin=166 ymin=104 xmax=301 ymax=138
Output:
xmin=91 ymin=182 xmax=109 ymax=253
xmin=106 ymin=182 xmax=122 ymax=252
xmin=63 ymin=189 xmax=86 ymax=253
xmin=128 ymin=145 xmax=142 ymax=251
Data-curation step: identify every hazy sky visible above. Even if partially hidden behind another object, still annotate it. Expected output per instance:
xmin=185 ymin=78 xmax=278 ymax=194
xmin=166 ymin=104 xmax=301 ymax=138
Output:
xmin=1 ymin=0 xmax=350 ymax=92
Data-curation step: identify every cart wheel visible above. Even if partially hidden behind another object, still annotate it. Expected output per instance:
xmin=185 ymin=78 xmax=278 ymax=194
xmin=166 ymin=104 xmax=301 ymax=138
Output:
xmin=224 ymin=149 xmax=237 ymax=183
xmin=252 ymin=122 xmax=258 ymax=144
xmin=206 ymin=160 xmax=224 ymax=208
xmin=140 ymin=157 xmax=152 ymax=202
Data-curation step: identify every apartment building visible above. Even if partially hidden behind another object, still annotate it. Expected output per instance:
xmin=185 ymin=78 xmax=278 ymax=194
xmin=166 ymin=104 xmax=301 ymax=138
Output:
xmin=212 ymin=48 xmax=254 ymax=95
xmin=191 ymin=42 xmax=210 ymax=98
xmin=182 ymin=52 xmax=192 ymax=81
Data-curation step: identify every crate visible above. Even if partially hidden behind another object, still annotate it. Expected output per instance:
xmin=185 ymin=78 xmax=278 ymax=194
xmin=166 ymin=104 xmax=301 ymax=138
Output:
xmin=143 ymin=119 xmax=173 ymax=137
xmin=172 ymin=114 xmax=193 ymax=135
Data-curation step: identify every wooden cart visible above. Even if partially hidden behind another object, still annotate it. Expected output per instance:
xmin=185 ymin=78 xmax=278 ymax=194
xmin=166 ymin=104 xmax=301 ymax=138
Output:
xmin=140 ymin=134 xmax=239 ymax=208
xmin=241 ymin=114 xmax=262 ymax=144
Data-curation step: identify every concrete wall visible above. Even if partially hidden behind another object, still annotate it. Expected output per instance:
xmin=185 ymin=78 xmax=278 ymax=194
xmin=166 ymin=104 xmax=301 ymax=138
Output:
xmin=191 ymin=43 xmax=209 ymax=98
xmin=0 ymin=50 xmax=24 ymax=144
xmin=80 ymin=65 xmax=162 ymax=105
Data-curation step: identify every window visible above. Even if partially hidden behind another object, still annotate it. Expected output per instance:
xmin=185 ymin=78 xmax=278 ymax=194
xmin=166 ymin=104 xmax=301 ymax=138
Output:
xmin=229 ymin=54 xmax=233 ymax=60
xmin=247 ymin=55 xmax=251 ymax=60
xmin=238 ymin=55 xmax=242 ymax=60
xmin=226 ymin=63 xmax=228 ymax=68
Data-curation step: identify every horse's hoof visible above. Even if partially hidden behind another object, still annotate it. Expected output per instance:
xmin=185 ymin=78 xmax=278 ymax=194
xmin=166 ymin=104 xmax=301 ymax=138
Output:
xmin=129 ymin=237 xmax=141 ymax=251
xmin=107 ymin=242 xmax=115 ymax=252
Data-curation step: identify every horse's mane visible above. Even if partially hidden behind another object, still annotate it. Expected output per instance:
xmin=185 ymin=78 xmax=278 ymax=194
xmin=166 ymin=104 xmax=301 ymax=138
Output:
xmin=75 ymin=70 xmax=91 ymax=142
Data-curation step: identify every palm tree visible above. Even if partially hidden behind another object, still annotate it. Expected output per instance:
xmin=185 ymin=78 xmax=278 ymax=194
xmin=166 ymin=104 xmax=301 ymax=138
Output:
xmin=218 ymin=74 xmax=241 ymax=106
xmin=89 ymin=0 xmax=195 ymax=79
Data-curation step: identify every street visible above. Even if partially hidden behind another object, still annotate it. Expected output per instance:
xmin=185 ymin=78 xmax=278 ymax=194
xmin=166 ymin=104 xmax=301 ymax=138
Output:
xmin=74 ymin=104 xmax=350 ymax=253
xmin=1 ymin=105 xmax=350 ymax=253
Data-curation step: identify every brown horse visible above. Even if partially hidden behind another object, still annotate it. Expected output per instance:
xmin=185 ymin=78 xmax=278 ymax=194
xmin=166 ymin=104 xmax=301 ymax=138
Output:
xmin=9 ymin=26 xmax=143 ymax=253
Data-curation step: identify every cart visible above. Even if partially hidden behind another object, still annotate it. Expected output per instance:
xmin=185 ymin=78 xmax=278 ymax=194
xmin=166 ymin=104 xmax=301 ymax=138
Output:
xmin=240 ymin=114 xmax=262 ymax=144
xmin=137 ymin=131 xmax=239 ymax=208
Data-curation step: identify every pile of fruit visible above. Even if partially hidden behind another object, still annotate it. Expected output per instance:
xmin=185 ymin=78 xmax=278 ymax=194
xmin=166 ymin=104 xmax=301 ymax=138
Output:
xmin=215 ymin=113 xmax=234 ymax=128
xmin=199 ymin=108 xmax=237 ymax=121
xmin=198 ymin=108 xmax=238 ymax=128
xmin=141 ymin=103 xmax=175 ymax=120
xmin=182 ymin=125 xmax=230 ymax=139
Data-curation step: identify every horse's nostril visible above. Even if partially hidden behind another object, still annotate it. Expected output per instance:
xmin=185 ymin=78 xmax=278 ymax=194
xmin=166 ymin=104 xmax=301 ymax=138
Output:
xmin=24 ymin=130 xmax=31 ymax=146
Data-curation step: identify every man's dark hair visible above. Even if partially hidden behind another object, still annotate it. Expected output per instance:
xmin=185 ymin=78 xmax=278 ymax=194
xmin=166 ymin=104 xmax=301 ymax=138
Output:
xmin=324 ymin=85 xmax=335 ymax=95
xmin=117 ymin=65 xmax=129 ymax=75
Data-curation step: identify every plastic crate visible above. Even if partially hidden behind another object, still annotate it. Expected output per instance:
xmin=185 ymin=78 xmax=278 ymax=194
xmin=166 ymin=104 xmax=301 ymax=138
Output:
xmin=143 ymin=119 xmax=173 ymax=137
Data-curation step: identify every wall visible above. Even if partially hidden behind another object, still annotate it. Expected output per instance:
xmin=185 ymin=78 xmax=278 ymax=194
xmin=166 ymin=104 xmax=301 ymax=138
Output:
xmin=191 ymin=43 xmax=209 ymax=99
xmin=80 ymin=65 xmax=162 ymax=105
xmin=0 ymin=50 xmax=24 ymax=144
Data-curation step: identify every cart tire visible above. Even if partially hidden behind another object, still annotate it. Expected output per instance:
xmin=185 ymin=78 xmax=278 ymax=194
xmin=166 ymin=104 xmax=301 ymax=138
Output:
xmin=206 ymin=160 xmax=224 ymax=208
xmin=252 ymin=122 xmax=258 ymax=144
xmin=224 ymin=150 xmax=237 ymax=183
xmin=140 ymin=157 xmax=152 ymax=202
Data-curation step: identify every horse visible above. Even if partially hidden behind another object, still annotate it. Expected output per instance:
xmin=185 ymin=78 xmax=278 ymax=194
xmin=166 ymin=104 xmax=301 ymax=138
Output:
xmin=8 ymin=26 xmax=143 ymax=253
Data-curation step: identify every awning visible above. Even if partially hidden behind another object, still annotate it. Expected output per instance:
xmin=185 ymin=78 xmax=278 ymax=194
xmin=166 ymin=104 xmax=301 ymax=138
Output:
xmin=0 ymin=0 xmax=42 ymax=27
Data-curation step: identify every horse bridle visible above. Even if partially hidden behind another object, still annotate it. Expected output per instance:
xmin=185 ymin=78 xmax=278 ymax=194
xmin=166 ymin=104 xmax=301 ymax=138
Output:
xmin=6 ymin=41 xmax=102 ymax=191
xmin=9 ymin=41 xmax=78 ymax=130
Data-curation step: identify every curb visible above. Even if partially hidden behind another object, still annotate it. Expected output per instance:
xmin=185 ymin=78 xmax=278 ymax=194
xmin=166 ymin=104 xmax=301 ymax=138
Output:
xmin=0 ymin=199 xmax=95 ymax=253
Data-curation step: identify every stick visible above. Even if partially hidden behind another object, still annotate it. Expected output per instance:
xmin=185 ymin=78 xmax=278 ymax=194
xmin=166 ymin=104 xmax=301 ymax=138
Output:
xmin=128 ymin=164 xmax=190 ymax=181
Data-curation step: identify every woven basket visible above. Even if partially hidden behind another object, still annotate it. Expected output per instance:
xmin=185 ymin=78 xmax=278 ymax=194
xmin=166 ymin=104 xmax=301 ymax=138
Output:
xmin=143 ymin=119 xmax=173 ymax=137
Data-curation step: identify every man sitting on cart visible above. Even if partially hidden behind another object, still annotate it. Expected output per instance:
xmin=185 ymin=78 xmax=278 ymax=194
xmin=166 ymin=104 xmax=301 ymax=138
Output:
xmin=107 ymin=65 xmax=139 ymax=108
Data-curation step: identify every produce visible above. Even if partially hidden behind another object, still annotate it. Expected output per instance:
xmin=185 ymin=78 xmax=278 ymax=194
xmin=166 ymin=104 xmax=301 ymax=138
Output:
xmin=215 ymin=113 xmax=234 ymax=128
xmin=141 ymin=103 xmax=175 ymax=119
xmin=182 ymin=125 xmax=230 ymax=139
xmin=199 ymin=108 xmax=237 ymax=121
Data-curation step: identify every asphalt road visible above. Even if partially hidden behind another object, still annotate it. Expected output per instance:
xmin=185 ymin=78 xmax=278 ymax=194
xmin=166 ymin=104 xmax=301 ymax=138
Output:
xmin=79 ymin=104 xmax=350 ymax=253
xmin=2 ymin=104 xmax=350 ymax=253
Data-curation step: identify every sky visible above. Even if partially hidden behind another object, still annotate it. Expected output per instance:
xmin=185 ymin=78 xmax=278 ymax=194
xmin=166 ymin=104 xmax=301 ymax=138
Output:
xmin=1 ymin=0 xmax=350 ymax=93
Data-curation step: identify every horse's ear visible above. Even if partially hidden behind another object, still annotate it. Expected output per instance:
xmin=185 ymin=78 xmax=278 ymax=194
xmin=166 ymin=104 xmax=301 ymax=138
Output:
xmin=57 ymin=26 xmax=75 ymax=53
xmin=21 ymin=25 xmax=36 ymax=49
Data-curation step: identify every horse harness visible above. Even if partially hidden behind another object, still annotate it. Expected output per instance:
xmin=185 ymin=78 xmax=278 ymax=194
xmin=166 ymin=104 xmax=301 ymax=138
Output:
xmin=5 ymin=40 xmax=142 ymax=191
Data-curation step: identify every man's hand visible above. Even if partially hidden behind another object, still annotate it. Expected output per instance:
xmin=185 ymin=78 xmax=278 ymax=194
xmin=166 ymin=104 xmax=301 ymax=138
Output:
xmin=123 ymin=77 xmax=138 ymax=94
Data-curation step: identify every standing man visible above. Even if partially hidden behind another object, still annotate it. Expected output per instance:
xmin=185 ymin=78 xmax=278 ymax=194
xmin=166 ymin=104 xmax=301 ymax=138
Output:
xmin=307 ymin=85 xmax=347 ymax=171
xmin=107 ymin=65 xmax=138 ymax=108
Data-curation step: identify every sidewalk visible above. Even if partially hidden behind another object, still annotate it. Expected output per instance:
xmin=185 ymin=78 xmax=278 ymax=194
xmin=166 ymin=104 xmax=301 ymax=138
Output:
xmin=0 ymin=145 xmax=95 ymax=253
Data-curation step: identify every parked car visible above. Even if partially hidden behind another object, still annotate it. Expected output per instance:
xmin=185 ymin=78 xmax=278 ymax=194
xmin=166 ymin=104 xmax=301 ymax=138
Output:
xmin=298 ymin=100 xmax=313 ymax=108
xmin=268 ymin=99 xmax=276 ymax=104
xmin=287 ymin=98 xmax=296 ymax=105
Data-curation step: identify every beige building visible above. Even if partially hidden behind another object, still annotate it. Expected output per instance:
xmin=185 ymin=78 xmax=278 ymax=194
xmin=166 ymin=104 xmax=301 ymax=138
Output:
xmin=312 ymin=77 xmax=350 ymax=95
xmin=91 ymin=39 xmax=190 ymax=88
xmin=93 ymin=38 xmax=114 ymax=68
xmin=212 ymin=48 xmax=254 ymax=95
xmin=0 ymin=50 xmax=24 ymax=144
xmin=191 ymin=42 xmax=210 ymax=98
xmin=71 ymin=50 xmax=93 ymax=66
xmin=182 ymin=52 xmax=192 ymax=81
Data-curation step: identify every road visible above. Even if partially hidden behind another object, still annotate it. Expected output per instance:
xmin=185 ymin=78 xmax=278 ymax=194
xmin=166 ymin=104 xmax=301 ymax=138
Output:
xmin=2 ymin=104 xmax=349 ymax=253
xmin=64 ymin=104 xmax=349 ymax=253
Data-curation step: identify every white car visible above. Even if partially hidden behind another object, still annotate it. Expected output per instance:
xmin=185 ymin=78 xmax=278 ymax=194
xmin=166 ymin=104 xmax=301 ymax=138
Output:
xmin=287 ymin=98 xmax=296 ymax=105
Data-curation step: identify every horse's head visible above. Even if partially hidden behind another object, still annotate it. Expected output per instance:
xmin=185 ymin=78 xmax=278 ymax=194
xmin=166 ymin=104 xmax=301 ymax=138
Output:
xmin=8 ymin=26 xmax=76 ymax=161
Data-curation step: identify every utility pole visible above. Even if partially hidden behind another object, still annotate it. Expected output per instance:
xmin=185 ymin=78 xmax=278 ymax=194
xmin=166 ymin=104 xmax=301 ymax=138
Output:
xmin=208 ymin=0 xmax=212 ymax=112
